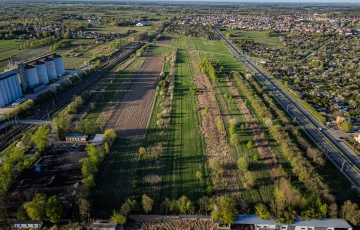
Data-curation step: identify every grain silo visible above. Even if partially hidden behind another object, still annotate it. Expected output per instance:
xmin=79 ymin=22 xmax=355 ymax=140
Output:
xmin=13 ymin=75 xmax=23 ymax=98
xmin=44 ymin=57 xmax=57 ymax=80
xmin=0 ymin=80 xmax=8 ymax=106
xmin=24 ymin=65 xmax=39 ymax=88
xmin=10 ymin=75 xmax=20 ymax=99
xmin=34 ymin=60 xmax=49 ymax=84
xmin=3 ymin=78 xmax=13 ymax=102
xmin=7 ymin=77 xmax=16 ymax=101
xmin=53 ymin=54 xmax=65 ymax=76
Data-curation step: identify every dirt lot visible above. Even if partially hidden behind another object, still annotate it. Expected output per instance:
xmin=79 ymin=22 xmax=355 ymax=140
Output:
xmin=156 ymin=38 xmax=173 ymax=46
xmin=7 ymin=144 xmax=86 ymax=213
xmin=105 ymin=54 xmax=164 ymax=138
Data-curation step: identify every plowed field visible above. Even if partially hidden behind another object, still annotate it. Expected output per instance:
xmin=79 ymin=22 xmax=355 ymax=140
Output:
xmin=105 ymin=54 xmax=164 ymax=138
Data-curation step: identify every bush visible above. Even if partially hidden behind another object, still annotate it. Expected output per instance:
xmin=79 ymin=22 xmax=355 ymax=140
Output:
xmin=237 ymin=157 xmax=248 ymax=171
xmin=217 ymin=121 xmax=223 ymax=131
xmin=230 ymin=134 xmax=239 ymax=146
xmin=247 ymin=140 xmax=254 ymax=149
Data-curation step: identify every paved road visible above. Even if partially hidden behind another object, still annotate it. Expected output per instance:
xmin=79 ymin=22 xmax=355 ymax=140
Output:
xmin=215 ymin=28 xmax=360 ymax=189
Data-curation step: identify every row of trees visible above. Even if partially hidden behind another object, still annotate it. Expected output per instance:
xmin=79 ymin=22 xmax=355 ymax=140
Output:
xmin=19 ymin=36 xmax=56 ymax=49
xmin=231 ymin=71 xmax=337 ymax=223
xmin=198 ymin=58 xmax=217 ymax=82
xmin=79 ymin=129 xmax=116 ymax=189
xmin=50 ymin=39 xmax=72 ymax=51
xmin=111 ymin=195 xmax=238 ymax=225
xmin=0 ymin=125 xmax=50 ymax=203
xmin=16 ymin=193 xmax=63 ymax=223
xmin=2 ymin=99 xmax=35 ymax=121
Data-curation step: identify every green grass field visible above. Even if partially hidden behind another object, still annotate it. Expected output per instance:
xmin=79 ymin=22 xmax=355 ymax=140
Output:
xmin=224 ymin=30 xmax=285 ymax=48
xmin=160 ymin=47 xmax=206 ymax=202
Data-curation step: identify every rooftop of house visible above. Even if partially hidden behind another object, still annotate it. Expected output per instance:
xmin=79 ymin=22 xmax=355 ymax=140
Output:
xmin=234 ymin=215 xmax=352 ymax=229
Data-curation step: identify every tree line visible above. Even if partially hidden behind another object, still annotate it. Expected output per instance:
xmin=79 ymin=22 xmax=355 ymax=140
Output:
xmin=111 ymin=195 xmax=238 ymax=226
xmin=231 ymin=71 xmax=360 ymax=224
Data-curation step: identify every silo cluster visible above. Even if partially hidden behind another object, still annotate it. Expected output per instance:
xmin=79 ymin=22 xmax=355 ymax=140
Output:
xmin=0 ymin=69 xmax=23 ymax=107
xmin=23 ymin=53 xmax=65 ymax=89
xmin=0 ymin=52 xmax=65 ymax=107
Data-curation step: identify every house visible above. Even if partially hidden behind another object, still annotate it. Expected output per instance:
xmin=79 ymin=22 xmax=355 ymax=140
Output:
xmin=136 ymin=21 xmax=148 ymax=26
xmin=233 ymin=215 xmax=352 ymax=230
xmin=14 ymin=220 xmax=43 ymax=229
xmin=90 ymin=220 xmax=117 ymax=230
xmin=65 ymin=133 xmax=88 ymax=142
xmin=92 ymin=134 xmax=105 ymax=146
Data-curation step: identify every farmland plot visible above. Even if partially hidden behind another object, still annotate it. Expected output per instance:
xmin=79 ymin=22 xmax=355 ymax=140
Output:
xmin=104 ymin=54 xmax=165 ymax=138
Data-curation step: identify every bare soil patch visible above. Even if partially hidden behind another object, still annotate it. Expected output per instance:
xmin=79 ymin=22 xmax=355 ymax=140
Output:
xmin=144 ymin=174 xmax=162 ymax=185
xmin=7 ymin=144 xmax=86 ymax=213
xmin=226 ymin=77 xmax=281 ymax=179
xmin=105 ymin=54 xmax=164 ymax=138
xmin=156 ymin=38 xmax=172 ymax=46
xmin=189 ymin=51 xmax=239 ymax=196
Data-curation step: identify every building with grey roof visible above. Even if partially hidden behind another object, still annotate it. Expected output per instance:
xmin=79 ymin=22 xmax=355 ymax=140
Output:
xmin=233 ymin=215 xmax=352 ymax=230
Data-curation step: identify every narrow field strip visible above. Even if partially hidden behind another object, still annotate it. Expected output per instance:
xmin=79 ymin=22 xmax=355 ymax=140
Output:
xmin=162 ymin=47 xmax=206 ymax=201
xmin=105 ymin=54 xmax=165 ymax=138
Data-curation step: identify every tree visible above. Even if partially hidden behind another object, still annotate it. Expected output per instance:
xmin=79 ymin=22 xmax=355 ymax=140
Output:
xmin=340 ymin=200 xmax=360 ymax=225
xmin=139 ymin=147 xmax=146 ymax=155
xmin=255 ymin=203 xmax=271 ymax=219
xmin=77 ymin=197 xmax=90 ymax=219
xmin=46 ymin=196 xmax=63 ymax=223
xmin=204 ymin=106 xmax=209 ymax=115
xmin=195 ymin=171 xmax=203 ymax=182
xmin=24 ymin=193 xmax=46 ymax=220
xmin=247 ymin=140 xmax=254 ymax=149
xmin=31 ymin=125 xmax=51 ymax=152
xmin=237 ymin=157 xmax=248 ymax=172
xmin=104 ymin=128 xmax=117 ymax=144
xmin=243 ymin=171 xmax=255 ymax=189
xmin=63 ymin=32 xmax=70 ymax=39
xmin=161 ymin=198 xmax=171 ymax=214
xmin=142 ymin=194 xmax=154 ymax=214
xmin=16 ymin=205 xmax=28 ymax=220
xmin=82 ymin=175 xmax=96 ymax=189
xmin=178 ymin=196 xmax=194 ymax=214
xmin=198 ymin=196 xmax=210 ymax=215
xmin=210 ymin=196 xmax=238 ymax=224
xmin=110 ymin=210 xmax=127 ymax=225
xmin=341 ymin=120 xmax=352 ymax=132
xmin=328 ymin=203 xmax=338 ymax=218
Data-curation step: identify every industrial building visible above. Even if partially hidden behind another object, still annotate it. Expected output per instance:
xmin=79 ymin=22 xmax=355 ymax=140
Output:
xmin=0 ymin=53 xmax=65 ymax=107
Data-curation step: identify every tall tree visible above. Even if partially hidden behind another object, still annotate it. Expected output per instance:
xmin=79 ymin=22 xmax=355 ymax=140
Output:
xmin=110 ymin=210 xmax=127 ymax=225
xmin=24 ymin=193 xmax=46 ymax=220
xmin=210 ymin=196 xmax=238 ymax=224
xmin=45 ymin=196 xmax=63 ymax=223
xmin=142 ymin=194 xmax=154 ymax=214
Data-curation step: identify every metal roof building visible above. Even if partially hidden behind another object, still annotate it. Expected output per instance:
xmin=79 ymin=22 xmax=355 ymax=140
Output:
xmin=234 ymin=215 xmax=352 ymax=230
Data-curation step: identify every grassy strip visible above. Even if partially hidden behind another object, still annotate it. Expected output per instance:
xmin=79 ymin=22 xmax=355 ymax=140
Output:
xmin=161 ymin=47 xmax=206 ymax=202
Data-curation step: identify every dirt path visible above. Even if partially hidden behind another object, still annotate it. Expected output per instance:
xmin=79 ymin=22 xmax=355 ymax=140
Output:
xmin=156 ymin=38 xmax=172 ymax=46
xmin=104 ymin=55 xmax=164 ymax=138
xmin=189 ymin=50 xmax=239 ymax=196
xmin=226 ymin=77 xmax=282 ymax=179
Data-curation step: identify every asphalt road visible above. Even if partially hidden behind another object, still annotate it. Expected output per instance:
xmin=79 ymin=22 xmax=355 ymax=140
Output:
xmin=215 ymin=28 xmax=360 ymax=189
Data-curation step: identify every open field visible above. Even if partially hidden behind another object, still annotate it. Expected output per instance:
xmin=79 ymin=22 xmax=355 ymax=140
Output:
xmin=86 ymin=25 xmax=154 ymax=34
xmin=160 ymin=48 xmax=206 ymax=201
xmin=104 ymin=54 xmax=164 ymax=138
xmin=223 ymin=30 xmax=285 ymax=48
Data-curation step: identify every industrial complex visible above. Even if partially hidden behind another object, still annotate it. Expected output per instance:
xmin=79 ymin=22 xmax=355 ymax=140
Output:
xmin=0 ymin=53 xmax=65 ymax=107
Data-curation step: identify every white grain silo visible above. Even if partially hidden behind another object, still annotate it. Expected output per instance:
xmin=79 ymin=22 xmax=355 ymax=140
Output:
xmin=44 ymin=57 xmax=57 ymax=80
xmin=34 ymin=60 xmax=49 ymax=84
xmin=10 ymin=75 xmax=20 ymax=99
xmin=3 ymin=78 xmax=12 ymax=102
xmin=0 ymin=80 xmax=7 ymax=106
xmin=7 ymin=77 xmax=16 ymax=101
xmin=13 ymin=75 xmax=23 ymax=98
xmin=24 ymin=65 xmax=39 ymax=88
xmin=53 ymin=54 xmax=65 ymax=76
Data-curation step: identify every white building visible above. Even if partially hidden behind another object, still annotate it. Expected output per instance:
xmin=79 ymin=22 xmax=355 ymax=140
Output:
xmin=14 ymin=220 xmax=43 ymax=229
xmin=234 ymin=215 xmax=352 ymax=230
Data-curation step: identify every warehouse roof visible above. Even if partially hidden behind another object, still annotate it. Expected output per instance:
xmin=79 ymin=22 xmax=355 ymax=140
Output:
xmin=93 ymin=134 xmax=104 ymax=145
xmin=66 ymin=133 xmax=88 ymax=138
xmin=234 ymin=215 xmax=352 ymax=229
